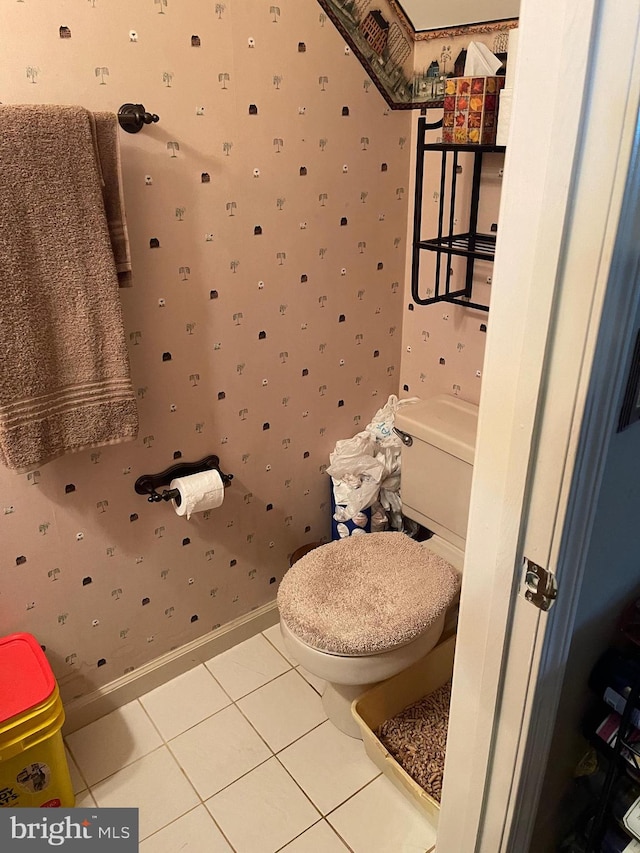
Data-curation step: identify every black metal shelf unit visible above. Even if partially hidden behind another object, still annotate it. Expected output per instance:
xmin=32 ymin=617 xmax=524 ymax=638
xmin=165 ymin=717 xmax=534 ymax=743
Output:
xmin=411 ymin=116 xmax=505 ymax=311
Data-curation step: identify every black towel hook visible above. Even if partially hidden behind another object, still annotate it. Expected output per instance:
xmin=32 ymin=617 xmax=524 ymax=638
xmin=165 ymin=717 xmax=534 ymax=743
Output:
xmin=117 ymin=103 xmax=160 ymax=134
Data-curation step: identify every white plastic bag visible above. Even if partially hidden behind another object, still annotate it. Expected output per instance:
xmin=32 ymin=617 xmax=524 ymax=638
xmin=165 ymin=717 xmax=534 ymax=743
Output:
xmin=327 ymin=432 xmax=384 ymax=520
xmin=365 ymin=394 xmax=419 ymax=446
xmin=326 ymin=395 xmax=419 ymax=528
xmin=367 ymin=395 xmax=419 ymax=530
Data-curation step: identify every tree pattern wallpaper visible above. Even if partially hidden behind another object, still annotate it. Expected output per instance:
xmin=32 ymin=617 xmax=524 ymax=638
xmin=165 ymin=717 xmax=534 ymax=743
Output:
xmin=0 ymin=0 xmax=492 ymax=703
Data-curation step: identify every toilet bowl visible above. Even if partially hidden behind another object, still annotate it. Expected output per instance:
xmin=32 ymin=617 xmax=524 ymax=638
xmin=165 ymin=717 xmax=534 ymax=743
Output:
xmin=280 ymin=600 xmax=447 ymax=737
xmin=278 ymin=532 xmax=461 ymax=737
xmin=278 ymin=394 xmax=478 ymax=738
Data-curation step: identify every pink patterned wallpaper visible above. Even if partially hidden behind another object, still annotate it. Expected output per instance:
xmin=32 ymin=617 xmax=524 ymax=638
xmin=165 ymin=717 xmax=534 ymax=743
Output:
xmin=0 ymin=0 xmax=495 ymax=702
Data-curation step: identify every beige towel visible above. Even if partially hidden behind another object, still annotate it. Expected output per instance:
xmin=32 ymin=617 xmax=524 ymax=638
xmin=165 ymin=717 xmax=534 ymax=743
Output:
xmin=0 ymin=104 xmax=138 ymax=471
xmin=93 ymin=111 xmax=133 ymax=287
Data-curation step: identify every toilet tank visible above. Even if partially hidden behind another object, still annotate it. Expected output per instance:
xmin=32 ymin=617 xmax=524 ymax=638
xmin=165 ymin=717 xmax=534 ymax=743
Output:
xmin=395 ymin=395 xmax=478 ymax=551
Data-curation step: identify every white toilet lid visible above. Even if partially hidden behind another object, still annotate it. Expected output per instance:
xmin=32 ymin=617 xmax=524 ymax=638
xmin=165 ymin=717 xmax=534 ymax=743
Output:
xmin=277 ymin=532 xmax=460 ymax=656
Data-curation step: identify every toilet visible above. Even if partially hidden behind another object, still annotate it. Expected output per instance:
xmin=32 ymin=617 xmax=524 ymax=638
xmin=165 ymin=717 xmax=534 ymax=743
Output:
xmin=277 ymin=394 xmax=478 ymax=737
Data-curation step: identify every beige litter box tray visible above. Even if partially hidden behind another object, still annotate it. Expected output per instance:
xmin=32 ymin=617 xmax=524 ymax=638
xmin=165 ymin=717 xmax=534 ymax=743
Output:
xmin=351 ymin=635 xmax=456 ymax=826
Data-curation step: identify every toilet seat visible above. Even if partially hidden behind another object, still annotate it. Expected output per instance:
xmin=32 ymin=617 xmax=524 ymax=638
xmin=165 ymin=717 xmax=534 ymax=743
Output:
xmin=277 ymin=532 xmax=459 ymax=657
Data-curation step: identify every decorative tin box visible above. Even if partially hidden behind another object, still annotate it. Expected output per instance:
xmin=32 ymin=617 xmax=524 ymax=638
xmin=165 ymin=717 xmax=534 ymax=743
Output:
xmin=442 ymin=76 xmax=505 ymax=145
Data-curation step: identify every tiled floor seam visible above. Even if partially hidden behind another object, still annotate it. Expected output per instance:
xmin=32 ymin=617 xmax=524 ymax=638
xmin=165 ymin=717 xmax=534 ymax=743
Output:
xmin=201 ymin=807 xmax=240 ymax=853
xmin=137 ymin=684 xmax=234 ymax=750
xmin=128 ymin=802 xmax=239 ymax=851
xmin=325 ymin=819 xmax=358 ymax=853
xmin=270 ymin=746 xmax=384 ymax=838
xmin=143 ymin=674 xmax=380 ymax=833
xmin=270 ymin=751 xmax=325 ymax=820
xmin=295 ymin=667 xmax=324 ymax=695
xmin=63 ymin=629 xmax=437 ymax=852
xmin=272 ymin=817 xmax=356 ymax=853
xmin=83 ymin=773 xmax=240 ymax=850
xmin=261 ymin=631 xmax=326 ymax=698
xmin=136 ymin=672 xmax=292 ymax=814
xmin=271 ymin=716 xmax=328 ymax=752
xmin=64 ymin=743 xmax=90 ymax=794
xmin=204 ymin=634 xmax=294 ymax=701
xmin=80 ymin=735 xmax=369 ymax=851
xmin=231 ymin=685 xmax=327 ymax=755
xmin=166 ymin=736 xmax=274 ymax=802
xmin=81 ymin=744 xmax=203 ymax=843
xmin=324 ymin=772 xmax=384 ymax=820
xmin=153 ymin=687 xmax=327 ymax=846
xmin=71 ymin=700 xmax=234 ymax=845
xmin=225 ymin=664 xmax=300 ymax=703
xmin=271 ymin=816 xmax=323 ymax=853
xmin=261 ymin=630 xmax=297 ymax=666
xmin=65 ymin=736 xmax=166 ymax=790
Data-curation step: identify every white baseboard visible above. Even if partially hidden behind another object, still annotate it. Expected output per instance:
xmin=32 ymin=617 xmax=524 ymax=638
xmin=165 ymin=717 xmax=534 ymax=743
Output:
xmin=63 ymin=600 xmax=279 ymax=734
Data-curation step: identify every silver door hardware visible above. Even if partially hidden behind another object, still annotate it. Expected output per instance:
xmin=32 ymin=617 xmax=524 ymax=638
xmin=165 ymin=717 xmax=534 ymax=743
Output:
xmin=393 ymin=428 xmax=413 ymax=447
xmin=523 ymin=559 xmax=558 ymax=612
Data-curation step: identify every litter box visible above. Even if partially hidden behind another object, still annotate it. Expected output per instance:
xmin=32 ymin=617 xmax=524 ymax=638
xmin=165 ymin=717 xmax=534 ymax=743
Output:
xmin=351 ymin=635 xmax=456 ymax=825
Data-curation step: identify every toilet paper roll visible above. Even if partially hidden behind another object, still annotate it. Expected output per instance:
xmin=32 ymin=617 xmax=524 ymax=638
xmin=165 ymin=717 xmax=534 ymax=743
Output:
xmin=170 ymin=469 xmax=225 ymax=519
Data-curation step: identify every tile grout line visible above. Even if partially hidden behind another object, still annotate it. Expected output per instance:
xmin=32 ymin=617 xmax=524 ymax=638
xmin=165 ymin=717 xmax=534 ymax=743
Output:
xmin=205 ymin=662 xmax=294 ymax=703
xmin=76 ymin=700 xmax=218 ymax=843
xmin=69 ymin=633 xmax=298 ymax=769
xmin=166 ymin=736 xmax=273 ymax=802
xmin=272 ymin=817 xmax=324 ymax=853
xmin=143 ymin=663 xmax=378 ymax=843
xmin=133 ymin=802 xmax=239 ymax=852
xmin=324 ymin=819 xmax=359 ymax=853
xmin=82 ymin=721 xmax=359 ymax=850
xmin=261 ymin=628 xmax=298 ymax=666
xmin=213 ymin=659 xmax=296 ymax=704
xmin=64 ymin=741 xmax=91 ymax=797
xmin=272 ymin=717 xmax=329 ymax=755
xmin=69 ymin=743 xmax=168 ymax=791
xmin=260 ymin=627 xmax=327 ymax=697
xmin=231 ymin=670 xmax=328 ymax=755
xmin=92 ymin=698 xmax=241 ymax=852
xmin=82 ymin=742 xmax=164 ymax=794
xmin=258 ymin=627 xmax=373 ymax=849
xmin=157 ymin=673 xmax=329 ymax=847
xmin=66 ymin=629 xmax=401 ymax=852
xmin=272 ymin=816 xmax=360 ymax=853
xmin=138 ymin=666 xmax=236 ymax=742
xmin=324 ymin=773 xmax=385 ymax=821
xmin=65 ymin=697 xmax=166 ymax=791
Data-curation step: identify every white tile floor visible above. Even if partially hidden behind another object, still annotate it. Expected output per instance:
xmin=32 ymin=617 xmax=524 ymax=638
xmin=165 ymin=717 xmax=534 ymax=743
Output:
xmin=64 ymin=624 xmax=437 ymax=853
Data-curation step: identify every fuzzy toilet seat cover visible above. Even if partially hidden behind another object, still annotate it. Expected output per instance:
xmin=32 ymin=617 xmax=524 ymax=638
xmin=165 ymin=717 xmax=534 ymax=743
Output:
xmin=277 ymin=532 xmax=460 ymax=656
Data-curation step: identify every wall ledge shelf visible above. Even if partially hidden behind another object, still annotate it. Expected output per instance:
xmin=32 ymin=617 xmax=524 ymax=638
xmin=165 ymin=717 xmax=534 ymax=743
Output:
xmin=421 ymin=142 xmax=506 ymax=154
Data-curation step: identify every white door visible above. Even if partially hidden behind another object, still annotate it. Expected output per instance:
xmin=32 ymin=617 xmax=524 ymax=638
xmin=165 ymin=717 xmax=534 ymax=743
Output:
xmin=436 ymin=2 xmax=640 ymax=851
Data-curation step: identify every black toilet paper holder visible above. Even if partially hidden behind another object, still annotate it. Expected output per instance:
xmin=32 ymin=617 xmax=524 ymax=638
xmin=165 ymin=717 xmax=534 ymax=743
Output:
xmin=134 ymin=455 xmax=233 ymax=504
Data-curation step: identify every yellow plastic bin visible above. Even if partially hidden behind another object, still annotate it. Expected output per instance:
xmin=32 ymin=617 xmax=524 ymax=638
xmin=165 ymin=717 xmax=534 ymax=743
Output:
xmin=0 ymin=633 xmax=74 ymax=808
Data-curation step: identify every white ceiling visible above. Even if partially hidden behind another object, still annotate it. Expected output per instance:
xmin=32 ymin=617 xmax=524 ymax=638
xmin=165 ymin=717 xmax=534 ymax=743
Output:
xmin=399 ymin=0 xmax=520 ymax=31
